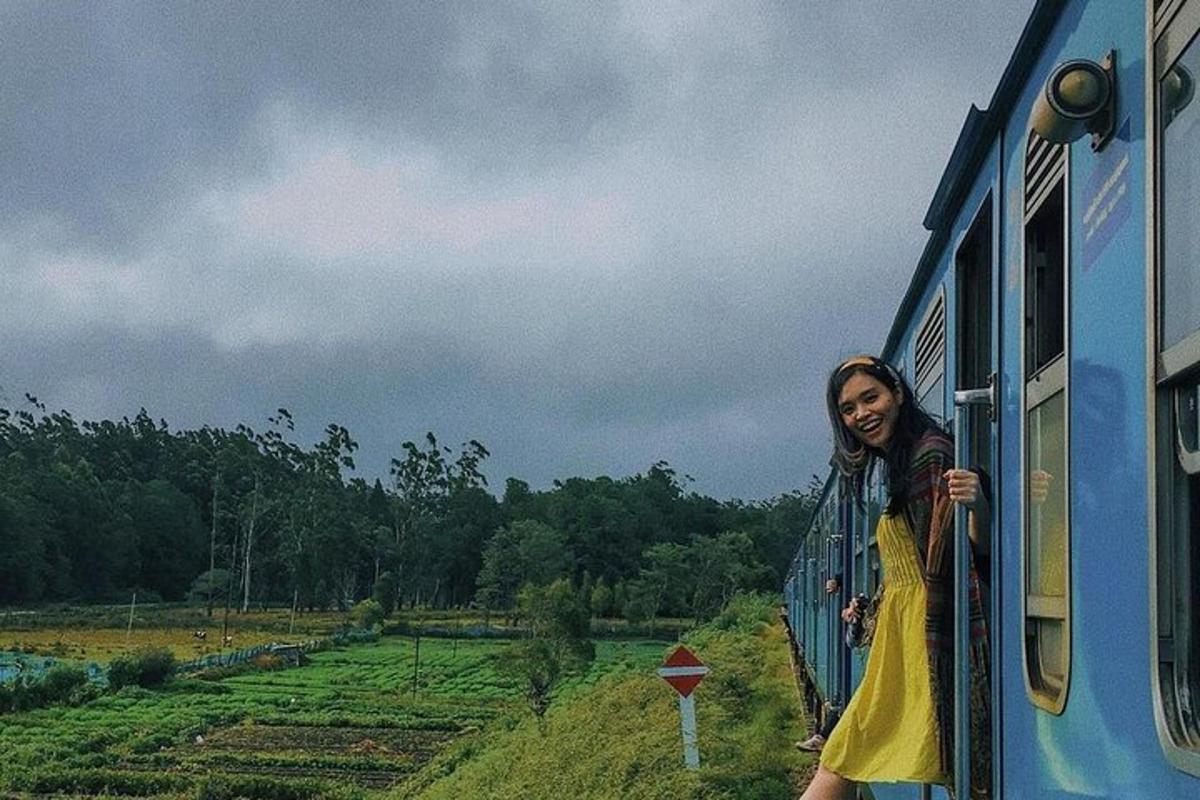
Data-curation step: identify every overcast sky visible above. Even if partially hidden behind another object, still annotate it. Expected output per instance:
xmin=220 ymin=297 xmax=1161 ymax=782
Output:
xmin=0 ymin=1 xmax=1036 ymax=501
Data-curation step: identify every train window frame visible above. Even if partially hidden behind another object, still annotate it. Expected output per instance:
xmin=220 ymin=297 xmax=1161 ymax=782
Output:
xmin=1150 ymin=0 xmax=1200 ymax=776
xmin=1021 ymin=129 xmax=1072 ymax=715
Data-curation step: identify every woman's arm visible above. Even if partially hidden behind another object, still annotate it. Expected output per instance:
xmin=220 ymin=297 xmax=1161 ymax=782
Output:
xmin=945 ymin=468 xmax=990 ymax=557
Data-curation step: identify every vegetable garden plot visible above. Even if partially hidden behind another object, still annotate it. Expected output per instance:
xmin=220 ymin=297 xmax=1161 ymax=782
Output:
xmin=0 ymin=634 xmax=674 ymax=796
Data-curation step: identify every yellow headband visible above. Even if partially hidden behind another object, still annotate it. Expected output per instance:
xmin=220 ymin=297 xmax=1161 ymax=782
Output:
xmin=836 ymin=355 xmax=877 ymax=373
xmin=837 ymin=355 xmax=901 ymax=385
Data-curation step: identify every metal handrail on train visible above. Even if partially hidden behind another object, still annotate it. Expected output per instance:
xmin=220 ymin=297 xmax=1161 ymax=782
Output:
xmin=953 ymin=383 xmax=993 ymax=800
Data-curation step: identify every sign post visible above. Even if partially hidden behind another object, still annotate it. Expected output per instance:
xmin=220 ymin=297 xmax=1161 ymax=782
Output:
xmin=657 ymin=645 xmax=709 ymax=770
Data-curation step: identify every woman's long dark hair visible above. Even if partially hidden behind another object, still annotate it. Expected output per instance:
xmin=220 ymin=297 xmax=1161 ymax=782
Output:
xmin=825 ymin=355 xmax=944 ymax=515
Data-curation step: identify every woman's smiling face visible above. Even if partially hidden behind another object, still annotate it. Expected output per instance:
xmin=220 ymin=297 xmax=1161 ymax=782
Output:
xmin=837 ymin=371 xmax=903 ymax=450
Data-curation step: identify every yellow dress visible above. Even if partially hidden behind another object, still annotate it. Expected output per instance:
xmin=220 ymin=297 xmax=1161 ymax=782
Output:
xmin=819 ymin=513 xmax=945 ymax=785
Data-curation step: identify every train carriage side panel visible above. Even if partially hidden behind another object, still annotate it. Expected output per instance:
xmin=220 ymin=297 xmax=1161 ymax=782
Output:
xmin=992 ymin=1 xmax=1198 ymax=797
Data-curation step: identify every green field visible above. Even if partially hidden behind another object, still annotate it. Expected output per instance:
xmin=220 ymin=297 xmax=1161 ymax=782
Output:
xmin=0 ymin=596 xmax=810 ymax=799
xmin=0 ymin=634 xmax=672 ymax=797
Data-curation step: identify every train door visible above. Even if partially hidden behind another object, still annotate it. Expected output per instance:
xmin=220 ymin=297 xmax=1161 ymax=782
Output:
xmin=1152 ymin=0 xmax=1200 ymax=785
xmin=954 ymin=193 xmax=999 ymax=796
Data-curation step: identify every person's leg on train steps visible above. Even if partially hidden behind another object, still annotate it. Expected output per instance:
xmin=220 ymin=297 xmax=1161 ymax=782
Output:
xmin=799 ymin=764 xmax=857 ymax=800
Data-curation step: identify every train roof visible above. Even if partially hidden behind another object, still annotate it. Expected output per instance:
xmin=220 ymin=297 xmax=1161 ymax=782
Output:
xmin=882 ymin=0 xmax=1064 ymax=363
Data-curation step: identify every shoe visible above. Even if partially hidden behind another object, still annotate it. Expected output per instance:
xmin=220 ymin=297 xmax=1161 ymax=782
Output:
xmin=795 ymin=734 xmax=825 ymax=753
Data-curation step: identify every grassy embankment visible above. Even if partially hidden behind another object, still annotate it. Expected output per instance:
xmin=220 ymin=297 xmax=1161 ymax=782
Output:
xmin=396 ymin=594 xmax=815 ymax=800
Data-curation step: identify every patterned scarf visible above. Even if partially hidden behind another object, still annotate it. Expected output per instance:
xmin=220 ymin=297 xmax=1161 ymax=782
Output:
xmin=904 ymin=428 xmax=991 ymax=799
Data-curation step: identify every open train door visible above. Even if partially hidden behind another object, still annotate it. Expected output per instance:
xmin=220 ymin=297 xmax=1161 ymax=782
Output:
xmin=952 ymin=194 xmax=999 ymax=799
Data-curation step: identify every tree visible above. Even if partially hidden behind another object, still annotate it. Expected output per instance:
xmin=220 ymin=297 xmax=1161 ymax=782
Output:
xmin=389 ymin=433 xmax=491 ymax=607
xmin=623 ymin=579 xmax=662 ymax=630
xmin=118 ymin=479 xmax=205 ymax=599
xmin=0 ymin=452 xmax=48 ymax=601
xmin=476 ymin=520 xmax=572 ymax=613
xmin=687 ymin=531 xmax=773 ymax=620
xmin=589 ymin=580 xmax=613 ymax=618
xmin=373 ymin=571 xmax=398 ymax=617
xmin=502 ymin=579 xmax=595 ymax=721
xmin=188 ymin=569 xmax=232 ymax=603
xmin=640 ymin=542 xmax=691 ymax=617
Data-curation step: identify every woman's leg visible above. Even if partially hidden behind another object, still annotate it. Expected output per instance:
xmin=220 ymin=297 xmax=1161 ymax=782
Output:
xmin=799 ymin=764 xmax=858 ymax=800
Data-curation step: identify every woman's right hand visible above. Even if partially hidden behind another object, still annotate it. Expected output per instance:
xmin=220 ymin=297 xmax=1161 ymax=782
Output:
xmin=841 ymin=595 xmax=866 ymax=624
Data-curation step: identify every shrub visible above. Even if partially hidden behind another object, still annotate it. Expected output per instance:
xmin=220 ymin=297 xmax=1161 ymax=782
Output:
xmin=0 ymin=665 xmax=97 ymax=714
xmin=39 ymin=664 xmax=88 ymax=704
xmin=79 ymin=730 xmax=119 ymax=753
xmin=107 ymin=646 xmax=176 ymax=690
xmin=351 ymin=599 xmax=384 ymax=630
xmin=128 ymin=731 xmax=174 ymax=754
xmin=709 ymin=592 xmax=778 ymax=633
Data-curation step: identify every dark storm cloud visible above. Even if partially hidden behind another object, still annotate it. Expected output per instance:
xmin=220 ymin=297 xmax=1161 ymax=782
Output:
xmin=0 ymin=1 xmax=1036 ymax=499
xmin=1 ymin=1 xmax=630 ymax=245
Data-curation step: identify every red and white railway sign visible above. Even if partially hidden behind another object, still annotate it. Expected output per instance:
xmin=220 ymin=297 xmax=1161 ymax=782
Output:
xmin=658 ymin=646 xmax=709 ymax=770
xmin=657 ymin=645 xmax=709 ymax=697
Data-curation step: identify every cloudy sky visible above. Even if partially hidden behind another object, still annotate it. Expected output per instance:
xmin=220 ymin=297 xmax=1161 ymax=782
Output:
xmin=0 ymin=1 xmax=1035 ymax=501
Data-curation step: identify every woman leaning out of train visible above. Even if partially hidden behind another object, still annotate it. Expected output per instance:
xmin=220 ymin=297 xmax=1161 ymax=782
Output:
xmin=800 ymin=355 xmax=991 ymax=800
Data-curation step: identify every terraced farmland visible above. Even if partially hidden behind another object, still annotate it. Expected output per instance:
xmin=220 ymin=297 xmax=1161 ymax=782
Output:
xmin=0 ymin=634 xmax=670 ymax=797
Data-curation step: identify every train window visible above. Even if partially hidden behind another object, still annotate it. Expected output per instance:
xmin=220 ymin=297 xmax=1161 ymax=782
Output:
xmin=1026 ymin=183 xmax=1066 ymax=375
xmin=1161 ymin=38 xmax=1200 ymax=351
xmin=808 ymin=554 xmax=818 ymax=608
xmin=1154 ymin=6 xmax=1200 ymax=773
xmin=1023 ymin=132 xmax=1070 ymax=714
xmin=819 ymin=533 xmax=827 ymax=608
xmin=956 ymin=196 xmax=994 ymax=519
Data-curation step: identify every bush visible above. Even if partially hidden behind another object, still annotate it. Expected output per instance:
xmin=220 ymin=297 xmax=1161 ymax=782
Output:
xmin=39 ymin=664 xmax=88 ymax=704
xmin=709 ymin=592 xmax=778 ymax=633
xmin=107 ymin=646 xmax=176 ymax=690
xmin=128 ymin=731 xmax=174 ymax=754
xmin=350 ymin=599 xmax=384 ymax=630
xmin=0 ymin=665 xmax=97 ymax=714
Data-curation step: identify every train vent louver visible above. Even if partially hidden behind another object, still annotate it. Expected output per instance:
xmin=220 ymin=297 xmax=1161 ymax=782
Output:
xmin=914 ymin=291 xmax=945 ymax=400
xmin=1025 ymin=131 xmax=1066 ymax=216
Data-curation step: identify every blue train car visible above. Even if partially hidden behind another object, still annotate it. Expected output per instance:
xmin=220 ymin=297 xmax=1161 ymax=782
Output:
xmin=786 ymin=1 xmax=1200 ymax=797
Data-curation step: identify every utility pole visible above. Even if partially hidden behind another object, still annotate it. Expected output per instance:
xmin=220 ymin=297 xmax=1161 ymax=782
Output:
xmin=126 ymin=592 xmax=137 ymax=646
xmin=208 ymin=469 xmax=219 ymax=617
xmin=410 ymin=624 xmax=422 ymax=697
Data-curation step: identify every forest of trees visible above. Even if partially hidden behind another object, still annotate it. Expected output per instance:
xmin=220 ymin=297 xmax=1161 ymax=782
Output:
xmin=0 ymin=396 xmax=822 ymax=621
